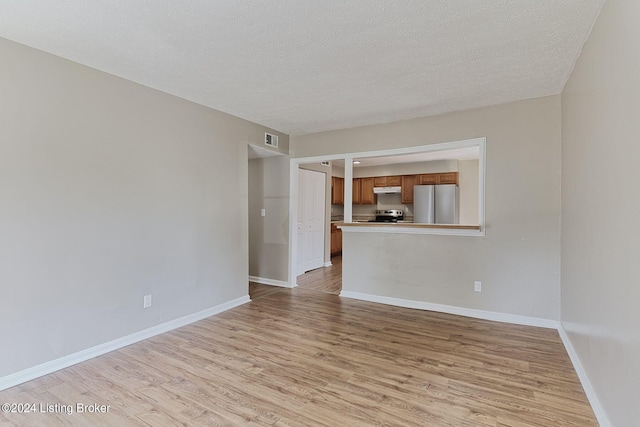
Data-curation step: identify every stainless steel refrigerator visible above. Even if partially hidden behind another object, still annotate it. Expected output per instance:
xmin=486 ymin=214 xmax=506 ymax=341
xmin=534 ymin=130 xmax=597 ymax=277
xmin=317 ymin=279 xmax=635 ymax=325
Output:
xmin=413 ymin=184 xmax=459 ymax=224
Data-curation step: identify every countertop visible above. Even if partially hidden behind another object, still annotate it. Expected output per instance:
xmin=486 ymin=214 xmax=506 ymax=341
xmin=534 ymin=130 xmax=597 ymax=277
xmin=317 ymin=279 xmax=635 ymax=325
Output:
xmin=335 ymin=222 xmax=481 ymax=230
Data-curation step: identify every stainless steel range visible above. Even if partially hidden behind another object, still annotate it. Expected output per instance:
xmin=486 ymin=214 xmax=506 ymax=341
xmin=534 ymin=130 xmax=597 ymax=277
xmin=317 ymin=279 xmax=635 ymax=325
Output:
xmin=369 ymin=209 xmax=404 ymax=223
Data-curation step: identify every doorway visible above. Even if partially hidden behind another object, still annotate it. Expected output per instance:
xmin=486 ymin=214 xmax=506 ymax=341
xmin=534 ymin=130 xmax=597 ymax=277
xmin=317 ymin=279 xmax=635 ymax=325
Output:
xmin=297 ymin=168 xmax=326 ymax=275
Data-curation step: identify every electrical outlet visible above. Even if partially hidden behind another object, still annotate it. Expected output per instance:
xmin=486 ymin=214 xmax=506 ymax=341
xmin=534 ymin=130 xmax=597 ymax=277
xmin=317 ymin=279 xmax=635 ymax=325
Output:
xmin=474 ymin=281 xmax=482 ymax=292
xmin=144 ymin=294 xmax=152 ymax=308
xmin=261 ymin=208 xmax=266 ymax=217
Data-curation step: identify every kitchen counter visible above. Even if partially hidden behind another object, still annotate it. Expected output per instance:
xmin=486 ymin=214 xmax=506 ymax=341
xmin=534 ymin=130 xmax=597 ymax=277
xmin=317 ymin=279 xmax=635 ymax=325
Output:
xmin=336 ymin=221 xmax=482 ymax=236
xmin=335 ymin=222 xmax=480 ymax=230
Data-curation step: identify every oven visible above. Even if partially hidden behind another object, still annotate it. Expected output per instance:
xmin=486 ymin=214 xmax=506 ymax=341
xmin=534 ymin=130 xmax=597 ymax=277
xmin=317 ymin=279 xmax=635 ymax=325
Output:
xmin=368 ymin=209 xmax=404 ymax=223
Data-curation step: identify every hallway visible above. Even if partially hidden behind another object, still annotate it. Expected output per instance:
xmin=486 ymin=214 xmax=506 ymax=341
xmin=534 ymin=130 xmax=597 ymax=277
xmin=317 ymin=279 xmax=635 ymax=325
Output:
xmin=249 ymin=256 xmax=342 ymax=300
xmin=296 ymin=255 xmax=342 ymax=295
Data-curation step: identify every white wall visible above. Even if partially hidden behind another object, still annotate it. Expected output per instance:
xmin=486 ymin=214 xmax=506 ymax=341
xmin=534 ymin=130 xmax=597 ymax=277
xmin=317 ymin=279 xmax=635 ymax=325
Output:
xmin=248 ymin=155 xmax=290 ymax=282
xmin=0 ymin=37 xmax=288 ymax=379
xmin=561 ymin=0 xmax=640 ymax=424
xmin=292 ymin=96 xmax=561 ymax=320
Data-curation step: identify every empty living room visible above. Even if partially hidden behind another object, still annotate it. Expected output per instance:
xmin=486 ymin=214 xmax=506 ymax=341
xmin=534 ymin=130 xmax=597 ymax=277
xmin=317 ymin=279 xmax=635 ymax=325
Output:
xmin=1 ymin=1 xmax=638 ymax=426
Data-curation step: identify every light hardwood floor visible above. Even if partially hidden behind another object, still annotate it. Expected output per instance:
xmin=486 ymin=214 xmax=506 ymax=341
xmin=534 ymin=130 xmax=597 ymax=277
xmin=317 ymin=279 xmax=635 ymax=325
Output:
xmin=250 ymin=255 xmax=342 ymax=301
xmin=0 ymin=286 xmax=597 ymax=426
xmin=295 ymin=255 xmax=342 ymax=295
xmin=248 ymin=281 xmax=283 ymax=300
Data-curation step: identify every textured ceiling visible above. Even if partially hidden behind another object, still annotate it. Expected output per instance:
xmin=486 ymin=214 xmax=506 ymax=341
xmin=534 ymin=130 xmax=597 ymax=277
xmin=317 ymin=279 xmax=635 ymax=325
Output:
xmin=0 ymin=1 xmax=603 ymax=135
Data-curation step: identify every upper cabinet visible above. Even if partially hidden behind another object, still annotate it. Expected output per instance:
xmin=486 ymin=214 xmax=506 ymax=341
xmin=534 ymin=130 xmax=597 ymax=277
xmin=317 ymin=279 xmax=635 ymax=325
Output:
xmin=405 ymin=173 xmax=459 ymax=203
xmin=352 ymin=177 xmax=376 ymax=205
xmin=373 ymin=175 xmax=402 ymax=187
xmin=333 ymin=172 xmax=457 ymax=205
xmin=360 ymin=177 xmax=376 ymax=204
xmin=436 ymin=172 xmax=458 ymax=185
xmin=401 ymin=175 xmax=418 ymax=203
xmin=352 ymin=178 xmax=361 ymax=204
xmin=331 ymin=177 xmax=344 ymax=205
xmin=419 ymin=174 xmax=438 ymax=185
xmin=419 ymin=172 xmax=459 ymax=186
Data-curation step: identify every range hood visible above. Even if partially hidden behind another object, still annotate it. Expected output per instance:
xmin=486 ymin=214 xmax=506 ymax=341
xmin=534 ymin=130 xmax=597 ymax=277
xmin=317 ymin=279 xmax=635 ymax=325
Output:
xmin=373 ymin=186 xmax=402 ymax=194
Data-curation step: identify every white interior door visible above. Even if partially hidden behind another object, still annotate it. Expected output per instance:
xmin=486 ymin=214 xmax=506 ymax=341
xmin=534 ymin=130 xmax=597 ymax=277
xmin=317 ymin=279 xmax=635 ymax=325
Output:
xmin=298 ymin=168 xmax=325 ymax=275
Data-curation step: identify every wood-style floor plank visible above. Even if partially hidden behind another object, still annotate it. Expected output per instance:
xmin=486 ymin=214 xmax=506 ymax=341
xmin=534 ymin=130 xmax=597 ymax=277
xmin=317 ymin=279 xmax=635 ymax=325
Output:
xmin=0 ymin=288 xmax=597 ymax=426
xmin=248 ymin=281 xmax=285 ymax=301
xmin=295 ymin=256 xmax=342 ymax=294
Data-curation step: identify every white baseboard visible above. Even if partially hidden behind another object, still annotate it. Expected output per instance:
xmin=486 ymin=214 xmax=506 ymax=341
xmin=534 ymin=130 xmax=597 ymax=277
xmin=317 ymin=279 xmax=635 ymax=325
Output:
xmin=248 ymin=276 xmax=293 ymax=288
xmin=323 ymin=261 xmax=333 ymax=267
xmin=557 ymin=325 xmax=611 ymax=427
xmin=0 ymin=295 xmax=250 ymax=392
xmin=339 ymin=291 xmax=559 ymax=329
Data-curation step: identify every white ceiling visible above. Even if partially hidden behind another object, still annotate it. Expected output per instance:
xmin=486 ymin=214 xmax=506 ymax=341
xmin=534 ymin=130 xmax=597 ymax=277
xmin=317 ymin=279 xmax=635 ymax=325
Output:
xmin=0 ymin=1 xmax=603 ymax=136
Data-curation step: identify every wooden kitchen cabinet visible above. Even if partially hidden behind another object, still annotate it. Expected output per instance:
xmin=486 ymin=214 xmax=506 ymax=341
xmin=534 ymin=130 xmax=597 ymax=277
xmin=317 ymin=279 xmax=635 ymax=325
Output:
xmin=352 ymin=178 xmax=361 ymax=204
xmin=419 ymin=174 xmax=438 ymax=185
xmin=360 ymin=177 xmax=376 ymax=204
xmin=403 ymin=173 xmax=459 ymax=203
xmin=387 ymin=175 xmax=402 ymax=186
xmin=352 ymin=177 xmax=376 ymax=205
xmin=401 ymin=175 xmax=418 ymax=203
xmin=437 ymin=172 xmax=459 ymax=185
xmin=331 ymin=177 xmax=344 ymax=205
xmin=330 ymin=223 xmax=342 ymax=256
xmin=419 ymin=172 xmax=459 ymax=186
xmin=337 ymin=172 xmax=457 ymax=206
xmin=373 ymin=175 xmax=401 ymax=187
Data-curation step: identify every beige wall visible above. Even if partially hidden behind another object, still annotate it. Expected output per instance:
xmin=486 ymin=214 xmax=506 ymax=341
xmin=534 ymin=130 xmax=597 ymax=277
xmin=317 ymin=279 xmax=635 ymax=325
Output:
xmin=331 ymin=164 xmax=344 ymax=178
xmin=353 ymin=160 xmax=458 ymax=178
xmin=292 ymin=95 xmax=562 ymax=320
xmin=561 ymin=0 xmax=640 ymax=424
xmin=459 ymin=159 xmax=479 ymax=224
xmin=0 ymin=37 xmax=288 ymax=378
xmin=248 ymin=155 xmax=290 ymax=282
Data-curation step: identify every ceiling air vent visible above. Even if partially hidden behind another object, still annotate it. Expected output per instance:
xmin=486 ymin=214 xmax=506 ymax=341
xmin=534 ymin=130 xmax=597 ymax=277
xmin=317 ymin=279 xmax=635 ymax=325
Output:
xmin=264 ymin=132 xmax=278 ymax=148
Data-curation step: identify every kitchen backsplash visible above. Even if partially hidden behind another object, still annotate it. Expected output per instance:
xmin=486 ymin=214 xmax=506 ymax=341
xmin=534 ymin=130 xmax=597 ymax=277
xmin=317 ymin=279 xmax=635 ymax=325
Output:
xmin=376 ymin=193 xmax=404 ymax=211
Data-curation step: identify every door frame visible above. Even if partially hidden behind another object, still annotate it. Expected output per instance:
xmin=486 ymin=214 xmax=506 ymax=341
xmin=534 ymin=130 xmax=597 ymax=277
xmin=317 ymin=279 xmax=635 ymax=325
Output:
xmin=289 ymin=158 xmax=352 ymax=287
xmin=297 ymin=168 xmax=326 ymax=276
